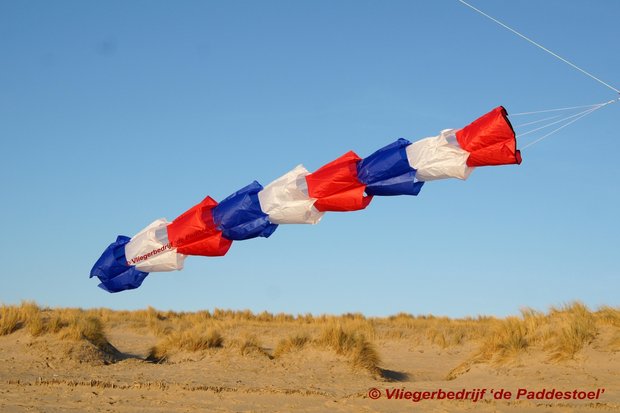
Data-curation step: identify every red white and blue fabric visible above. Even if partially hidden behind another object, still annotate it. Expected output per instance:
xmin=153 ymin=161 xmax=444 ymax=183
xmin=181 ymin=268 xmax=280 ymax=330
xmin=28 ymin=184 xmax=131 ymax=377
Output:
xmin=91 ymin=106 xmax=521 ymax=292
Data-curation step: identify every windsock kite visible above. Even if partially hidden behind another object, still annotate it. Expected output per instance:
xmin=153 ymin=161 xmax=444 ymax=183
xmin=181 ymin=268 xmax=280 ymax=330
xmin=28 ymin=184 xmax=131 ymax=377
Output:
xmin=91 ymin=106 xmax=521 ymax=292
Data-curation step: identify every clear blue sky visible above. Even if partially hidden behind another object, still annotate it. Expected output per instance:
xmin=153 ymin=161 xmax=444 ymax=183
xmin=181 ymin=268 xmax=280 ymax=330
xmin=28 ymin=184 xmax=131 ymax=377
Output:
xmin=1 ymin=0 xmax=618 ymax=317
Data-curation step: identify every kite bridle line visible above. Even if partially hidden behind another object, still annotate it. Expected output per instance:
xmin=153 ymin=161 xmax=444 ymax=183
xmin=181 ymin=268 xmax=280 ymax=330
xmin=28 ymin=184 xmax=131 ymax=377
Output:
xmin=457 ymin=0 xmax=619 ymax=149
xmin=515 ymin=98 xmax=617 ymax=149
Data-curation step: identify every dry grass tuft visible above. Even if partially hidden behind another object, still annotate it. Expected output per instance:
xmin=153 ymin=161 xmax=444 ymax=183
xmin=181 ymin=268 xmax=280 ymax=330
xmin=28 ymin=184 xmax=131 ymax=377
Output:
xmin=27 ymin=312 xmax=46 ymax=336
xmin=425 ymin=324 xmax=468 ymax=348
xmin=595 ymin=306 xmax=620 ymax=327
xmin=478 ymin=316 xmax=529 ymax=363
xmin=316 ymin=324 xmax=381 ymax=376
xmin=274 ymin=334 xmax=310 ymax=358
xmin=547 ymin=302 xmax=597 ymax=360
xmin=20 ymin=301 xmax=41 ymax=328
xmin=59 ymin=314 xmax=110 ymax=349
xmin=349 ymin=338 xmax=382 ymax=374
xmin=47 ymin=313 xmax=65 ymax=334
xmin=238 ymin=335 xmax=273 ymax=359
xmin=147 ymin=327 xmax=223 ymax=362
xmin=446 ymin=316 xmax=530 ymax=379
xmin=0 ymin=305 xmax=21 ymax=335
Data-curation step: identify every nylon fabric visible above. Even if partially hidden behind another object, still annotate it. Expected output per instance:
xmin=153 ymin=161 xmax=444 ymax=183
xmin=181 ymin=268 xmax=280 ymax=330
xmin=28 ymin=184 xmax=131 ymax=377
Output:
xmin=212 ymin=181 xmax=279 ymax=240
xmin=407 ymin=130 xmax=473 ymax=181
xmin=125 ymin=219 xmax=186 ymax=272
xmin=358 ymin=138 xmax=423 ymax=196
xmin=168 ymin=196 xmax=232 ymax=256
xmin=258 ymin=165 xmax=324 ymax=224
xmin=306 ymin=151 xmax=372 ymax=212
xmin=90 ymin=235 xmax=150 ymax=293
xmin=456 ymin=106 xmax=521 ymax=166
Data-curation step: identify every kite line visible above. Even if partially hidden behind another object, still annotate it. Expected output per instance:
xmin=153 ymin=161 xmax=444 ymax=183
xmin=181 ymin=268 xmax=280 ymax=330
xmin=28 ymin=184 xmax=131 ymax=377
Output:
xmin=457 ymin=0 xmax=620 ymax=95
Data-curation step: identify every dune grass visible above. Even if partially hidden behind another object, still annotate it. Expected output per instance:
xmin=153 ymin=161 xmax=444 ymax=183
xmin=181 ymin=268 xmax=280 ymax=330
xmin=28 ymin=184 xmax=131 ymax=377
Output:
xmin=446 ymin=302 xmax=614 ymax=379
xmin=595 ymin=305 xmax=620 ymax=327
xmin=237 ymin=334 xmax=273 ymax=359
xmin=0 ymin=305 xmax=22 ymax=335
xmin=271 ymin=324 xmax=382 ymax=375
xmin=315 ymin=323 xmax=382 ymax=375
xmin=273 ymin=334 xmax=310 ymax=358
xmin=58 ymin=315 xmax=109 ymax=349
xmin=380 ymin=312 xmax=496 ymax=346
xmin=1 ymin=301 xmax=617 ymax=373
xmin=0 ymin=302 xmax=116 ymax=357
xmin=147 ymin=327 xmax=223 ymax=362
xmin=546 ymin=302 xmax=597 ymax=359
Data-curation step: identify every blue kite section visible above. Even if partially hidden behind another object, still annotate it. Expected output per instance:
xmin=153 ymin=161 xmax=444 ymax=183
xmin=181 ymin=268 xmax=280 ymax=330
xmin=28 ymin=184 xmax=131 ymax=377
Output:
xmin=212 ymin=181 xmax=279 ymax=240
xmin=89 ymin=235 xmax=149 ymax=293
xmin=357 ymin=138 xmax=424 ymax=196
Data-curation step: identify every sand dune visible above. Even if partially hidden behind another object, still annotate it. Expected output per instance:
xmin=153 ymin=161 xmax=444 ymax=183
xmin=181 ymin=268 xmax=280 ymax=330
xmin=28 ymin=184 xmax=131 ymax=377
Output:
xmin=0 ymin=303 xmax=618 ymax=412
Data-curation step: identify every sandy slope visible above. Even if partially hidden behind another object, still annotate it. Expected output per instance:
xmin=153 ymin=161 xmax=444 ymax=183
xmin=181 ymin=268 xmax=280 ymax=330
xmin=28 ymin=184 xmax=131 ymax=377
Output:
xmin=0 ymin=323 xmax=618 ymax=413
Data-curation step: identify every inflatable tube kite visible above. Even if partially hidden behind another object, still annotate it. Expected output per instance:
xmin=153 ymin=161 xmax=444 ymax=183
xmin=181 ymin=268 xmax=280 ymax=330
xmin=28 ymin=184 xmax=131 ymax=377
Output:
xmin=91 ymin=106 xmax=521 ymax=292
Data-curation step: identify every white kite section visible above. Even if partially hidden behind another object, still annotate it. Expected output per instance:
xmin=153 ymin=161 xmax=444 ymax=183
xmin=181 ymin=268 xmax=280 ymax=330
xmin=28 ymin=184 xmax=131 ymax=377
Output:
xmin=258 ymin=164 xmax=325 ymax=224
xmin=406 ymin=129 xmax=474 ymax=181
xmin=124 ymin=219 xmax=186 ymax=272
